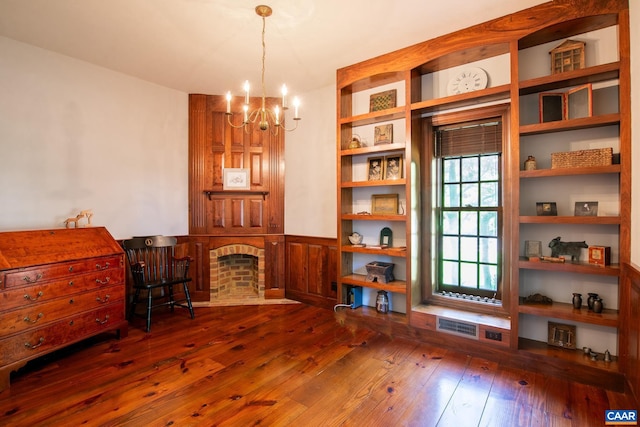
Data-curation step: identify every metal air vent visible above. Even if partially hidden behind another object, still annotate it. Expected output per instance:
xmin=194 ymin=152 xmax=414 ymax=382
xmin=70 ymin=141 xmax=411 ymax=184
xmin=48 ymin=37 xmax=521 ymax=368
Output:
xmin=436 ymin=316 xmax=479 ymax=339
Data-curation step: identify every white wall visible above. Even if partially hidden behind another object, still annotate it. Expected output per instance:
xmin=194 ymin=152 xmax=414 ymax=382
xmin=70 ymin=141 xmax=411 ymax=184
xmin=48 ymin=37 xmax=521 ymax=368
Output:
xmin=0 ymin=37 xmax=188 ymax=240
xmin=284 ymin=84 xmax=337 ymax=237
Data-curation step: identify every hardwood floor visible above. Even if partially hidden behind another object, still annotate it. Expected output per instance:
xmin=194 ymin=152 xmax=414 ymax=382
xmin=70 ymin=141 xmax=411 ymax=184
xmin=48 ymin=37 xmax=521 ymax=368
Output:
xmin=1 ymin=303 xmax=636 ymax=426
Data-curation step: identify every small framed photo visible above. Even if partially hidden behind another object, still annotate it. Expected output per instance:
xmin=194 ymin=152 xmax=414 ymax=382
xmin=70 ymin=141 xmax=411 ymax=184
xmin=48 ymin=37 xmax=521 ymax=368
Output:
xmin=384 ymin=154 xmax=403 ymax=180
xmin=371 ymin=194 xmax=399 ymax=215
xmin=369 ymin=89 xmax=397 ymax=112
xmin=548 ymin=321 xmax=576 ymax=349
xmin=539 ymin=93 xmax=564 ymax=123
xmin=223 ymin=168 xmax=250 ymax=190
xmin=566 ymin=84 xmax=593 ymax=120
xmin=536 ymin=202 xmax=557 ymax=216
xmin=525 ymin=240 xmax=542 ymax=258
xmin=574 ymin=201 xmax=598 ymax=216
xmin=374 ymin=124 xmax=393 ymax=145
xmin=367 ymin=157 xmax=384 ymax=181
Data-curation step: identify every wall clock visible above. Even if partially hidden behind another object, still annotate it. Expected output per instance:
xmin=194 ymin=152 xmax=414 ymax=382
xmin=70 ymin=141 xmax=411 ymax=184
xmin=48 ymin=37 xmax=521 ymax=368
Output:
xmin=446 ymin=67 xmax=488 ymax=95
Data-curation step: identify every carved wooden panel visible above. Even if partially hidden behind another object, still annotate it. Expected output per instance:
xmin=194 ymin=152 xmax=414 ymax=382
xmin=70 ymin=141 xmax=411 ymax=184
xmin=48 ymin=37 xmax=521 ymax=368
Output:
xmin=284 ymin=236 xmax=338 ymax=310
xmin=307 ymin=244 xmax=324 ymax=296
xmin=249 ymin=199 xmax=263 ymax=228
xmin=231 ymin=199 xmax=244 ymax=228
xmin=286 ymin=242 xmax=307 ymax=294
xmin=264 ymin=234 xmax=285 ymax=298
xmin=176 ymin=236 xmax=210 ymax=302
xmin=188 ymin=94 xmax=283 ymax=235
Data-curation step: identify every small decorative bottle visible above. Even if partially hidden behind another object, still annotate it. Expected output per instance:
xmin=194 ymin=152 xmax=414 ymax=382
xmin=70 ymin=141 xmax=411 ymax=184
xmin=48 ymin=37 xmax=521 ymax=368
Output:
xmin=376 ymin=290 xmax=389 ymax=314
xmin=593 ymin=298 xmax=604 ymax=313
xmin=587 ymin=293 xmax=599 ymax=310
xmin=572 ymin=293 xmax=582 ymax=309
xmin=524 ymin=155 xmax=537 ymax=171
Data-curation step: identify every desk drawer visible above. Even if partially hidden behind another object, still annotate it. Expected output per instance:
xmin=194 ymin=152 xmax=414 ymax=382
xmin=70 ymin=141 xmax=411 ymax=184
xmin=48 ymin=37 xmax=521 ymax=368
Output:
xmin=0 ymin=269 xmax=124 ymax=312
xmin=0 ymin=285 xmax=125 ymax=336
xmin=1 ymin=255 xmax=123 ymax=288
xmin=0 ymin=304 xmax=124 ymax=366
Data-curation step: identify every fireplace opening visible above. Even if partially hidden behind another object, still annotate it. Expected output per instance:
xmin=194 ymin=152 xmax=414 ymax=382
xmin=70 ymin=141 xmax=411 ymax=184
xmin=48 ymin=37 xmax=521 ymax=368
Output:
xmin=218 ymin=254 xmax=258 ymax=298
xmin=210 ymin=244 xmax=264 ymax=302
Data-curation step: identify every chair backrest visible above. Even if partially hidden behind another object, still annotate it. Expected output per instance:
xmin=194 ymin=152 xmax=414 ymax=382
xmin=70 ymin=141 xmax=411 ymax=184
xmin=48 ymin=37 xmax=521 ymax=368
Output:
xmin=122 ymin=236 xmax=180 ymax=282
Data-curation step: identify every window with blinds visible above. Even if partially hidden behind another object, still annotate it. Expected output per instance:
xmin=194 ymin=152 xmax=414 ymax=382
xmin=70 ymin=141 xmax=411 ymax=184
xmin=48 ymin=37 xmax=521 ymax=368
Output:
xmin=434 ymin=117 xmax=503 ymax=299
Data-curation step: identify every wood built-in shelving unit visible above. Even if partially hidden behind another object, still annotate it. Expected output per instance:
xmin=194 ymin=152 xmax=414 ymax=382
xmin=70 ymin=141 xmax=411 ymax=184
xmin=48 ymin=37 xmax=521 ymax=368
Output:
xmin=336 ymin=0 xmax=630 ymax=389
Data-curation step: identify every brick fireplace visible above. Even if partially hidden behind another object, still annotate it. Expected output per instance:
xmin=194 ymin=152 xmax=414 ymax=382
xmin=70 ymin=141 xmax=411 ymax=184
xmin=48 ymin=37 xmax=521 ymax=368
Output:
xmin=209 ymin=244 xmax=265 ymax=302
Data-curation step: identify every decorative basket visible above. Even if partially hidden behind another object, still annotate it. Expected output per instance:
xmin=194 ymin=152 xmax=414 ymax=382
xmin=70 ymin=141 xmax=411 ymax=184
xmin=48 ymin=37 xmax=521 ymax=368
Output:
xmin=551 ymin=147 xmax=612 ymax=169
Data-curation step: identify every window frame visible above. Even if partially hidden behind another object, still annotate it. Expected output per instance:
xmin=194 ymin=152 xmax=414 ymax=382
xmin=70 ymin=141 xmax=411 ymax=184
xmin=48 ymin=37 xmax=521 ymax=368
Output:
xmin=421 ymin=104 xmax=511 ymax=315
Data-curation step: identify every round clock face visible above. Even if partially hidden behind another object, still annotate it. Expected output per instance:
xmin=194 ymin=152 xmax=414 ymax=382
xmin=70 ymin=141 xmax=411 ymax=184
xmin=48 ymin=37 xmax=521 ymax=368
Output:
xmin=447 ymin=67 xmax=488 ymax=95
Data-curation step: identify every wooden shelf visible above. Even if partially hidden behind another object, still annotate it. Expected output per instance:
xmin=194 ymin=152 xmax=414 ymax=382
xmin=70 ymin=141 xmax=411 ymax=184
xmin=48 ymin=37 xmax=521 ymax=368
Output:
xmin=518 ymin=258 xmax=620 ymax=276
xmin=340 ymin=245 xmax=407 ymax=257
xmin=519 ymin=164 xmax=620 ymax=178
xmin=519 ymin=113 xmax=620 ymax=136
xmin=518 ymin=62 xmax=620 ymax=95
xmin=340 ymin=142 xmax=405 ymax=157
xmin=203 ymin=190 xmax=269 ymax=200
xmin=519 ymin=300 xmax=618 ymax=327
xmin=340 ymin=274 xmax=407 ymax=294
xmin=336 ymin=305 xmax=408 ymax=324
xmin=342 ymin=213 xmax=406 ymax=222
xmin=341 ymin=179 xmax=406 ymax=188
xmin=410 ymin=84 xmax=510 ymax=115
xmin=518 ymin=338 xmax=620 ymax=373
xmin=339 ymin=106 xmax=406 ymax=127
xmin=519 ymin=215 xmax=620 ymax=225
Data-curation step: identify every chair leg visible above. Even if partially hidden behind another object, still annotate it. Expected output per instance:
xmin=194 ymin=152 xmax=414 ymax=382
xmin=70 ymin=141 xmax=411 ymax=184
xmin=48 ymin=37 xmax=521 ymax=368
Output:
xmin=146 ymin=289 xmax=153 ymax=332
xmin=183 ymin=281 xmax=195 ymax=319
xmin=167 ymin=285 xmax=175 ymax=312
xmin=128 ymin=288 xmax=141 ymax=321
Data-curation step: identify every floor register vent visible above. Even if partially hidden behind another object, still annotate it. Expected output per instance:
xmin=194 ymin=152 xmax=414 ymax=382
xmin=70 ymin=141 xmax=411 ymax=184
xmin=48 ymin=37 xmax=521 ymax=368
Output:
xmin=436 ymin=316 xmax=479 ymax=339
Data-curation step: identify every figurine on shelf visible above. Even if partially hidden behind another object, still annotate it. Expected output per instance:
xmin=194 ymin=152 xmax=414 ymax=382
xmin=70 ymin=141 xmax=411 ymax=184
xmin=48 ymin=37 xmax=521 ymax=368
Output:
xmin=548 ymin=236 xmax=588 ymax=261
xmin=347 ymin=135 xmax=362 ymax=149
xmin=63 ymin=209 xmax=94 ymax=229
xmin=348 ymin=232 xmax=364 ymax=247
xmin=523 ymin=293 xmax=552 ymax=305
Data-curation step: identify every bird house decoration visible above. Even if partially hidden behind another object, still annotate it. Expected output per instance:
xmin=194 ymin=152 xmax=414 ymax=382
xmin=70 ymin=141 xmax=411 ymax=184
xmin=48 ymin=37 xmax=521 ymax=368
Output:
xmin=550 ymin=39 xmax=585 ymax=74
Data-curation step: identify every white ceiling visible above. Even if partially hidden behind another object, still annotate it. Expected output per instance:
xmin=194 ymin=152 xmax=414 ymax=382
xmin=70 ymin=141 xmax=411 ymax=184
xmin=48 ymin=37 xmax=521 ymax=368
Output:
xmin=0 ymin=0 xmax=545 ymax=96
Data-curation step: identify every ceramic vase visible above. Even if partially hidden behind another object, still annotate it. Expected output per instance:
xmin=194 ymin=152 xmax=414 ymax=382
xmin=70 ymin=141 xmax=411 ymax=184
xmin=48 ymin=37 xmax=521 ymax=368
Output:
xmin=572 ymin=293 xmax=582 ymax=309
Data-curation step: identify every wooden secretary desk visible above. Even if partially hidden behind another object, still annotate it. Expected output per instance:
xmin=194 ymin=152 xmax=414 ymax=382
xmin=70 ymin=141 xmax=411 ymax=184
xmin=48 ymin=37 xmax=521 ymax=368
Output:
xmin=0 ymin=227 xmax=128 ymax=395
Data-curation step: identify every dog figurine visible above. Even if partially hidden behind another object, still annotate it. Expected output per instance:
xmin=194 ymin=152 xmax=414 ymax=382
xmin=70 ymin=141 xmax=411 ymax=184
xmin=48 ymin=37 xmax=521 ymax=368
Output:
xmin=548 ymin=236 xmax=588 ymax=261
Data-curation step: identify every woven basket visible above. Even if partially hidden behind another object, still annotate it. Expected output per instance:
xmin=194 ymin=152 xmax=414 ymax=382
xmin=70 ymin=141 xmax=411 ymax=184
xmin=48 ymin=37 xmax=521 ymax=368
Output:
xmin=551 ymin=147 xmax=612 ymax=169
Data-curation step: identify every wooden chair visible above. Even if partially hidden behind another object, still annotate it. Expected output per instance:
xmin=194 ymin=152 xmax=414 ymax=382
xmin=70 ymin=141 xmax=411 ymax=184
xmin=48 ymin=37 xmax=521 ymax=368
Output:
xmin=122 ymin=236 xmax=195 ymax=332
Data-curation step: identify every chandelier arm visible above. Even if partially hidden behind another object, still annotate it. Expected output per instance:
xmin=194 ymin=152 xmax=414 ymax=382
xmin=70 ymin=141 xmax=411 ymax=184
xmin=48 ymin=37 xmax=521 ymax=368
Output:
xmin=226 ymin=114 xmax=247 ymax=129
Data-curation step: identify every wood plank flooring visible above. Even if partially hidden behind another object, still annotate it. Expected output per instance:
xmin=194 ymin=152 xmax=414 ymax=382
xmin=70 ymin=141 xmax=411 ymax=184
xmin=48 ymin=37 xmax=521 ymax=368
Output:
xmin=1 ymin=303 xmax=636 ymax=426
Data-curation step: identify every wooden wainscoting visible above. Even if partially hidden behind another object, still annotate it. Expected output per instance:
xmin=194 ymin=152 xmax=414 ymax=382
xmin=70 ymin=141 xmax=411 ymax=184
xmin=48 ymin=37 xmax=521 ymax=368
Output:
xmin=285 ymin=236 xmax=338 ymax=310
xmin=621 ymin=262 xmax=640 ymax=401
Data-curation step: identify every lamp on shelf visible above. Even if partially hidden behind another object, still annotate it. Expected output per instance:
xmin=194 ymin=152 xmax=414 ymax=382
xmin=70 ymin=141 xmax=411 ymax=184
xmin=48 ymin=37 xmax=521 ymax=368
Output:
xmin=225 ymin=5 xmax=301 ymax=134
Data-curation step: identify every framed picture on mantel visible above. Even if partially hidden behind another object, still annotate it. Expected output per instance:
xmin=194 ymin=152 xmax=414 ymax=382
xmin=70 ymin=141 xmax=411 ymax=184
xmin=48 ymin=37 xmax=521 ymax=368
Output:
xmin=223 ymin=168 xmax=250 ymax=190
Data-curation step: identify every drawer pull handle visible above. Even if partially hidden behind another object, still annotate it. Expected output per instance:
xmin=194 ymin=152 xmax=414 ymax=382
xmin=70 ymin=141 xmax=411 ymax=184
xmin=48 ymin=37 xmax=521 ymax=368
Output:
xmin=22 ymin=273 xmax=43 ymax=284
xmin=24 ymin=291 xmax=44 ymax=301
xmin=96 ymin=262 xmax=110 ymax=270
xmin=24 ymin=313 xmax=44 ymax=324
xmin=95 ymin=315 xmax=110 ymax=325
xmin=96 ymin=277 xmax=111 ymax=285
xmin=96 ymin=295 xmax=111 ymax=303
xmin=68 ymin=266 xmax=74 ymax=272
xmin=24 ymin=337 xmax=44 ymax=349
xmin=68 ymin=280 xmax=74 ymax=286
